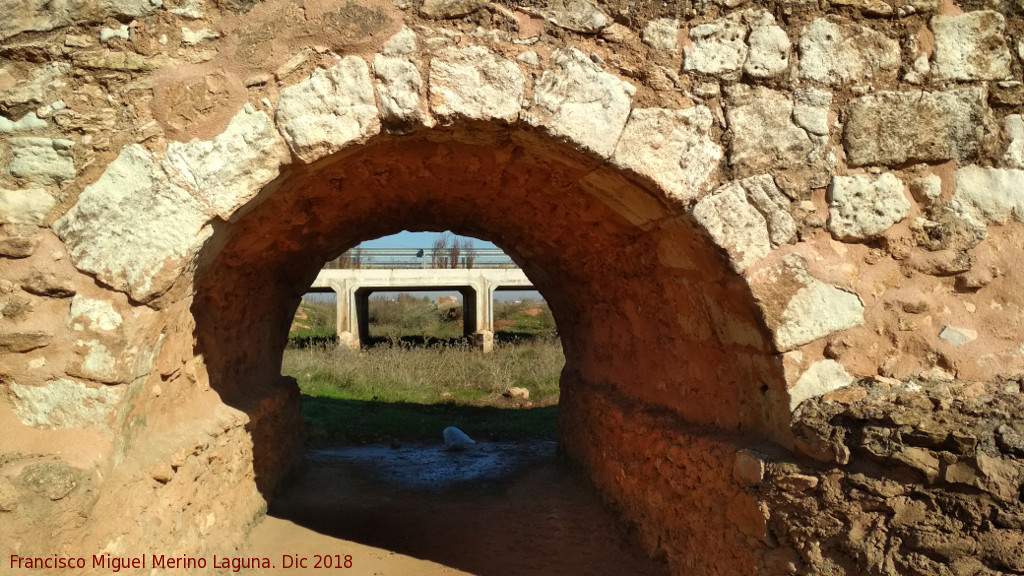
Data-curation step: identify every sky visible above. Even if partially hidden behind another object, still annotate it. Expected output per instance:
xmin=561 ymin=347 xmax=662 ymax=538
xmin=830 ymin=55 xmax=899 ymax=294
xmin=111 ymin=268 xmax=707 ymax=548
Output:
xmin=359 ymin=231 xmax=498 ymax=250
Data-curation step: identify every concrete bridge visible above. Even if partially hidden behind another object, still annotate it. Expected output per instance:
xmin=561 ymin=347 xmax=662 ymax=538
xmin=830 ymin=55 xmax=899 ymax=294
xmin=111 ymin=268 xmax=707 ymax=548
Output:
xmin=309 ymin=267 xmax=534 ymax=349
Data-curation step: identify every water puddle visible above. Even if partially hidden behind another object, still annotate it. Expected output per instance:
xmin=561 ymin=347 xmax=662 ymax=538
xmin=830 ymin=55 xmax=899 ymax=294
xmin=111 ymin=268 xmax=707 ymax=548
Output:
xmin=270 ymin=439 xmax=670 ymax=576
xmin=306 ymin=440 xmax=559 ymax=491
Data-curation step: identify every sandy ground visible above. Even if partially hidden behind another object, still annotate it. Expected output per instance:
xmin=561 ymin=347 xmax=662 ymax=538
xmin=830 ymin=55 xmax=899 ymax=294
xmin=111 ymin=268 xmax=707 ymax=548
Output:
xmin=243 ymin=441 xmax=670 ymax=576
xmin=245 ymin=517 xmax=472 ymax=576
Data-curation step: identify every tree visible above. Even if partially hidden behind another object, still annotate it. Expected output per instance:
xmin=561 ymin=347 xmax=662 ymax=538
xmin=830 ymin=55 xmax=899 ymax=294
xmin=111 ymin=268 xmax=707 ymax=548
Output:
xmin=431 ymin=233 xmax=452 ymax=269
xmin=460 ymin=238 xmax=476 ymax=269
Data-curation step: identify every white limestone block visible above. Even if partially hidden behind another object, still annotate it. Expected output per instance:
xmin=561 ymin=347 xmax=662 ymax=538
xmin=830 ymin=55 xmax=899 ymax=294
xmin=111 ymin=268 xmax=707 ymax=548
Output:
xmin=827 ymin=173 xmax=910 ymax=241
xmin=789 ymin=360 xmax=853 ymax=411
xmin=643 ymin=18 xmax=679 ymax=52
xmin=726 ymin=87 xmax=812 ymax=175
xmin=69 ymin=296 xmax=123 ymax=332
xmin=538 ymin=0 xmax=610 ymax=33
xmin=0 ymin=112 xmax=47 ymax=133
xmin=0 ymin=187 xmax=55 ymax=225
xmin=736 ymin=174 xmax=796 ymax=247
xmin=181 ymin=27 xmax=219 ymax=45
xmin=692 ymin=182 xmax=772 ymax=273
xmin=793 ymin=88 xmax=832 ymax=136
xmin=611 ymin=107 xmax=722 ymax=203
xmin=951 ymin=166 xmax=1024 ymax=225
xmin=166 ymin=104 xmax=290 ymax=220
xmin=9 ymin=379 xmax=124 ymax=431
xmin=382 ymin=26 xmax=417 ymax=56
xmin=684 ymin=16 xmax=748 ymax=77
xmin=939 ymin=325 xmax=978 ymax=347
xmin=752 ymin=254 xmax=865 ymax=351
xmin=530 ymin=48 xmax=635 ymax=158
xmin=1002 ymin=115 xmax=1024 ymax=169
xmin=276 ymin=57 xmax=381 ymax=164
xmin=374 ymin=55 xmax=427 ymax=126
xmin=931 ymin=12 xmax=1011 ymax=82
xmin=429 ymin=46 xmax=524 ymax=123
xmin=744 ymin=24 xmax=791 ymax=79
xmin=53 ymin=145 xmax=212 ymax=302
xmin=7 ymin=137 xmax=75 ymax=185
xmin=798 ymin=17 xmax=900 ymax=86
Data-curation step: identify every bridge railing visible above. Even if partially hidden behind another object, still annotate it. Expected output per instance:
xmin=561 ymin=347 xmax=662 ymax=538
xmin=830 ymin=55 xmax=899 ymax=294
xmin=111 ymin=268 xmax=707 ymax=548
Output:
xmin=323 ymin=248 xmax=518 ymax=270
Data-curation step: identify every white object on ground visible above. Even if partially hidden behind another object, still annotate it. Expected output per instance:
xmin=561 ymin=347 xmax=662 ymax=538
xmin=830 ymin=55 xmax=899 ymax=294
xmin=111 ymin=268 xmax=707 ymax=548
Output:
xmin=443 ymin=426 xmax=476 ymax=450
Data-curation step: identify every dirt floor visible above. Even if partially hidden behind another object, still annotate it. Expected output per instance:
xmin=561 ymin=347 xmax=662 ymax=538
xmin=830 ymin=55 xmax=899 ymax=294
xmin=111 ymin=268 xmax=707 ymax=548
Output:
xmin=244 ymin=440 xmax=670 ymax=576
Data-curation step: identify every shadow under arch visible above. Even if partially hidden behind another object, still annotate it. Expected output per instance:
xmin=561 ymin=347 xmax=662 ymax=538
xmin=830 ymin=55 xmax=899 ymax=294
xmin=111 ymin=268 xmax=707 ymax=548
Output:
xmin=191 ymin=121 xmax=790 ymax=573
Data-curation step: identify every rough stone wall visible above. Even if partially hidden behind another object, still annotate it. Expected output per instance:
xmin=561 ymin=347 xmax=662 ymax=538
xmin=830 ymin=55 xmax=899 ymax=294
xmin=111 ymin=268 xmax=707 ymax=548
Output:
xmin=0 ymin=0 xmax=1022 ymax=573
xmin=765 ymin=377 xmax=1024 ymax=575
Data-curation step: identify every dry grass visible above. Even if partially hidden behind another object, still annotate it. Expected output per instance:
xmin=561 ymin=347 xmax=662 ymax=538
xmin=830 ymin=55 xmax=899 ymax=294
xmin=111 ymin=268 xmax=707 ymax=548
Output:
xmin=282 ymin=337 xmax=564 ymax=406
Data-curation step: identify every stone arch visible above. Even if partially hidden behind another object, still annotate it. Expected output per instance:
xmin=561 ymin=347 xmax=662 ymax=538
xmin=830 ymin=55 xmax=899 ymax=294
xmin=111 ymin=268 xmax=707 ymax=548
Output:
xmin=45 ymin=42 xmax=811 ymax=573
xmin=190 ymin=122 xmax=788 ymax=491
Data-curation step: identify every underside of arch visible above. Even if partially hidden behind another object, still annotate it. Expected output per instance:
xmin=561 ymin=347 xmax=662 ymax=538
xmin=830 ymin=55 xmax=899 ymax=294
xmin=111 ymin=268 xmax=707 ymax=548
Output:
xmin=182 ymin=123 xmax=789 ymax=573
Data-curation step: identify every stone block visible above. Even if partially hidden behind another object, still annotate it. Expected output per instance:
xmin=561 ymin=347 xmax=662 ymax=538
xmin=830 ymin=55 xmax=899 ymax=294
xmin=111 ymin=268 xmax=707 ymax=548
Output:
xmin=792 ymin=88 xmax=831 ymax=137
xmin=54 ymin=145 xmax=213 ymax=303
xmin=0 ymin=188 xmax=55 ymax=225
xmin=951 ymin=166 xmax=1024 ymax=225
xmin=20 ymin=270 xmax=75 ymax=298
xmin=0 ymin=112 xmax=47 ymax=133
xmin=642 ymin=18 xmax=679 ymax=52
xmin=692 ymin=182 xmax=771 ymax=273
xmin=0 ymin=0 xmax=159 ymax=41
xmin=8 ymin=379 xmax=124 ymax=431
xmin=1003 ymin=115 xmax=1024 ymax=169
xmin=827 ymin=173 xmax=909 ymax=241
xmin=611 ymin=107 xmax=722 ymax=203
xmin=789 ymin=360 xmax=853 ymax=411
xmin=20 ymin=461 xmax=78 ymax=501
xmin=745 ymin=24 xmax=790 ymax=79
xmin=736 ymin=174 xmax=796 ymax=247
xmin=798 ymin=17 xmax=900 ymax=86
xmin=0 ymin=331 xmax=51 ymax=353
xmin=939 ymin=325 xmax=977 ymax=347
xmin=375 ymin=55 xmax=427 ymax=127
xmin=684 ymin=16 xmax=748 ymax=78
xmin=6 ymin=138 xmax=75 ymax=185
xmin=166 ymin=104 xmax=289 ymax=220
xmin=382 ymin=27 xmax=416 ymax=56
xmin=530 ymin=0 xmax=610 ymax=33
xmin=751 ymin=254 xmax=865 ymax=351
xmin=843 ymin=88 xmax=988 ymax=166
xmin=69 ymin=296 xmax=122 ymax=332
xmin=276 ymin=57 xmax=380 ymax=164
xmin=727 ymin=86 xmax=813 ymax=175
xmin=931 ymin=12 xmax=1011 ymax=82
xmin=420 ymin=0 xmax=485 ymax=18
xmin=529 ymin=48 xmax=635 ymax=159
xmin=429 ymin=46 xmax=524 ymax=123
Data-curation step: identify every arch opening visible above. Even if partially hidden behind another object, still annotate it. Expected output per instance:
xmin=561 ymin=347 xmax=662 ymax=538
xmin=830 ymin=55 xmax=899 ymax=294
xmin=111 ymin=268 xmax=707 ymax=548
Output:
xmin=189 ymin=123 xmax=789 ymax=573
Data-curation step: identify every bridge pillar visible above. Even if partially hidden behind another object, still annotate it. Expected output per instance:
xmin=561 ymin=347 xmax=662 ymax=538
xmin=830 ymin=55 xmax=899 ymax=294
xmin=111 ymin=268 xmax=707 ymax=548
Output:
xmin=462 ymin=279 xmax=494 ymax=352
xmin=355 ymin=288 xmax=371 ymax=346
xmin=331 ymin=280 xmax=361 ymax=349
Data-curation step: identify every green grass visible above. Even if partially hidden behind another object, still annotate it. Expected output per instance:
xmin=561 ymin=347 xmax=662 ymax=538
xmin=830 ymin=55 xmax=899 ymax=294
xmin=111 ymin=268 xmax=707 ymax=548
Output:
xmin=282 ymin=336 xmax=565 ymax=443
xmin=289 ymin=300 xmax=337 ymax=345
